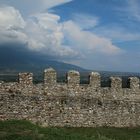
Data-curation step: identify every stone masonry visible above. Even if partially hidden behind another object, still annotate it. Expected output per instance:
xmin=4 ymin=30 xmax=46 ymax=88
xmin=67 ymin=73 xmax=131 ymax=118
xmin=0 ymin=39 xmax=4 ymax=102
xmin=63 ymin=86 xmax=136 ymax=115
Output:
xmin=0 ymin=68 xmax=140 ymax=127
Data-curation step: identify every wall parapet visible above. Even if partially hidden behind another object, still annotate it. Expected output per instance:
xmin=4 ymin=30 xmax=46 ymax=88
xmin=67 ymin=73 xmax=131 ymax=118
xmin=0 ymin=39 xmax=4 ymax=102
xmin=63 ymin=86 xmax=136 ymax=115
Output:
xmin=67 ymin=70 xmax=80 ymax=87
xmin=0 ymin=67 xmax=140 ymax=96
xmin=1 ymin=68 xmax=140 ymax=127
xmin=129 ymin=77 xmax=140 ymax=90
xmin=44 ymin=68 xmax=57 ymax=86
xmin=89 ymin=72 xmax=101 ymax=88
xmin=19 ymin=72 xmax=33 ymax=87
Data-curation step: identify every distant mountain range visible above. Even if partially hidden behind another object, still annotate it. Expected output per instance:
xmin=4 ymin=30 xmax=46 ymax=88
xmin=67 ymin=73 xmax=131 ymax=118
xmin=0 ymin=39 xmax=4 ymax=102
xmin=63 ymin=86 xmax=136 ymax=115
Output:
xmin=0 ymin=45 xmax=86 ymax=74
xmin=0 ymin=58 xmax=86 ymax=74
xmin=0 ymin=45 xmax=88 ymax=82
xmin=0 ymin=45 xmax=140 ymax=84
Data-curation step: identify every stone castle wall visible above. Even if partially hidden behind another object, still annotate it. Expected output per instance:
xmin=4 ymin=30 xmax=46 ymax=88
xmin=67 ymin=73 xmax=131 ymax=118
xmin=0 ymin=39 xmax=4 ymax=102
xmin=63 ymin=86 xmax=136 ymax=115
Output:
xmin=0 ymin=68 xmax=140 ymax=127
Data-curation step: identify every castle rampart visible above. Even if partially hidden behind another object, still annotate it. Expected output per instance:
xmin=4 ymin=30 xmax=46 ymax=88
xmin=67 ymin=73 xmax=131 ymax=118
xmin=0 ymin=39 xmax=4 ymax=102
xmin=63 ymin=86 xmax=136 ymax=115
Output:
xmin=0 ymin=68 xmax=140 ymax=127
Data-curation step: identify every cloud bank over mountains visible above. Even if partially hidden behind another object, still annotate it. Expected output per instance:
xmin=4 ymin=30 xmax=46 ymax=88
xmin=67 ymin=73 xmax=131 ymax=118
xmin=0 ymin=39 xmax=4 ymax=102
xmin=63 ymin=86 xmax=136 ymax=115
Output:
xmin=0 ymin=0 xmax=140 ymax=72
xmin=0 ymin=0 xmax=121 ymax=61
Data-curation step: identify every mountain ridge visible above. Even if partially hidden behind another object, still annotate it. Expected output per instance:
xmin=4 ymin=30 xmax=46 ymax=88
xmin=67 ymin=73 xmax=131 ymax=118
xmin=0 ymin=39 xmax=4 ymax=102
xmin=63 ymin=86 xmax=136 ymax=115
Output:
xmin=0 ymin=45 xmax=86 ymax=74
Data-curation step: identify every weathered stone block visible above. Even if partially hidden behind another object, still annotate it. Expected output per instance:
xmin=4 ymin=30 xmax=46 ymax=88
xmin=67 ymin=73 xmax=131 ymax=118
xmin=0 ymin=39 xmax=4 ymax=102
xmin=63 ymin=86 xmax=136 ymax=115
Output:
xmin=44 ymin=68 xmax=57 ymax=86
xmin=110 ymin=77 xmax=122 ymax=89
xmin=18 ymin=73 xmax=33 ymax=87
xmin=129 ymin=77 xmax=139 ymax=90
xmin=67 ymin=70 xmax=80 ymax=86
xmin=89 ymin=72 xmax=101 ymax=88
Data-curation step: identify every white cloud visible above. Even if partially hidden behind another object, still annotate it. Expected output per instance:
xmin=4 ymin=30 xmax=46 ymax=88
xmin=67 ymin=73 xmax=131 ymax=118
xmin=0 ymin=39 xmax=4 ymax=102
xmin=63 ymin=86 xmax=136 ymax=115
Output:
xmin=63 ymin=21 xmax=121 ymax=55
xmin=0 ymin=0 xmax=73 ymax=16
xmin=42 ymin=0 xmax=73 ymax=9
xmin=0 ymin=6 xmax=27 ymax=44
xmin=84 ymin=0 xmax=140 ymax=44
xmin=0 ymin=29 xmax=27 ymax=44
xmin=26 ymin=13 xmax=122 ymax=59
xmin=0 ymin=6 xmax=78 ymax=58
xmin=115 ymin=0 xmax=140 ymax=22
xmin=25 ymin=13 xmax=79 ymax=58
xmin=72 ymin=13 xmax=99 ymax=29
xmin=32 ymin=0 xmax=73 ymax=14
xmin=93 ymin=25 xmax=140 ymax=42
xmin=126 ymin=0 xmax=140 ymax=21
xmin=0 ymin=6 xmax=25 ymax=29
xmin=0 ymin=5 xmax=122 ymax=63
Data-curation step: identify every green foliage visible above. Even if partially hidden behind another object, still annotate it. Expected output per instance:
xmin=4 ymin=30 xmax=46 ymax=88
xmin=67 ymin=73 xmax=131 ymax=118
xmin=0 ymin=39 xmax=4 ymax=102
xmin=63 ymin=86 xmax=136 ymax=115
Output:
xmin=0 ymin=120 xmax=140 ymax=140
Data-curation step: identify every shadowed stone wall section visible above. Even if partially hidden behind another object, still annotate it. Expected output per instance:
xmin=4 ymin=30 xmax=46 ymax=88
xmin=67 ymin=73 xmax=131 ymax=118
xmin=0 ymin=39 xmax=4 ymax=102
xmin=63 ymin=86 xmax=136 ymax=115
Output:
xmin=0 ymin=68 xmax=140 ymax=127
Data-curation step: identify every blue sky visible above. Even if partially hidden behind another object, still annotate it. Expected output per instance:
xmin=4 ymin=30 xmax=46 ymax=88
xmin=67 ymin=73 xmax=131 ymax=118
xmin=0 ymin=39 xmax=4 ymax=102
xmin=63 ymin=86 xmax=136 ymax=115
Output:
xmin=0 ymin=0 xmax=140 ymax=72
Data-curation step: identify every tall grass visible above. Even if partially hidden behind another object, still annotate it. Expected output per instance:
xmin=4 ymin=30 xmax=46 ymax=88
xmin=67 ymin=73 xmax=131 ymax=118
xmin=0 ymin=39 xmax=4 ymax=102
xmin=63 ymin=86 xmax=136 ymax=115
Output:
xmin=0 ymin=120 xmax=140 ymax=140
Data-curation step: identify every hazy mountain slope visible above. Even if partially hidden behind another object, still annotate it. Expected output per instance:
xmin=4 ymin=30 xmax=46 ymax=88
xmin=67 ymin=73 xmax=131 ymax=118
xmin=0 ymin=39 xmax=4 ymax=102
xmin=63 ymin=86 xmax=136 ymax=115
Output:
xmin=0 ymin=45 xmax=86 ymax=74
